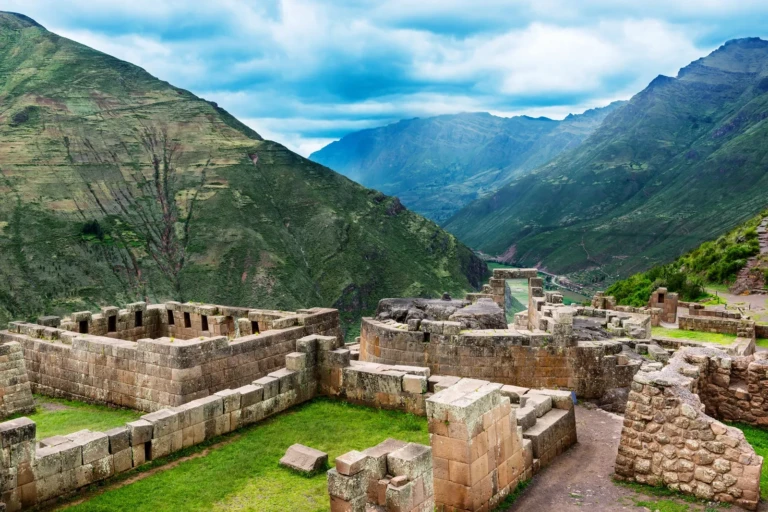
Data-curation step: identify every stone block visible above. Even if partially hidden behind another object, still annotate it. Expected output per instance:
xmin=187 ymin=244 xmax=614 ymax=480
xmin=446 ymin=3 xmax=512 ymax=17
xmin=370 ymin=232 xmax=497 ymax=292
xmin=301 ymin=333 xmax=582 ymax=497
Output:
xmin=279 ymin=444 xmax=328 ymax=474
xmin=104 ymin=427 xmax=130 ymax=454
xmin=67 ymin=431 xmax=109 ymax=465
xmin=285 ymin=352 xmax=308 ymax=372
xmin=0 ymin=418 xmax=36 ymax=448
xmin=126 ymin=419 xmax=153 ymax=445
xmin=403 ymin=374 xmax=428 ymax=394
xmin=254 ymin=376 xmax=279 ymax=399
xmin=237 ymin=384 xmax=264 ymax=407
xmin=387 ymin=443 xmax=432 ymax=479
xmin=336 ymin=450 xmax=368 ymax=476
xmin=214 ymin=389 xmax=242 ymax=413
xmin=142 ymin=409 xmax=180 ymax=439
xmin=524 ymin=394 xmax=552 ymax=418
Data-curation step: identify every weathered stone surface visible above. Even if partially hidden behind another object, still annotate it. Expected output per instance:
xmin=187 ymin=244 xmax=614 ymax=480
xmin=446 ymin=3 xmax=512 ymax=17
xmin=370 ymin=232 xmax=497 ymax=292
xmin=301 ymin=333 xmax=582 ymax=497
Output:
xmin=279 ymin=444 xmax=328 ymax=474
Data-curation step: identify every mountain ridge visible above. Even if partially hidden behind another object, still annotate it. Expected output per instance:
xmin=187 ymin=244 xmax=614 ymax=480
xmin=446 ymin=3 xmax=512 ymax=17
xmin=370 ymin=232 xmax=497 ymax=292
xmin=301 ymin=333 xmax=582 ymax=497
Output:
xmin=0 ymin=11 xmax=485 ymax=334
xmin=309 ymin=102 xmax=624 ymax=222
xmin=444 ymin=37 xmax=768 ymax=290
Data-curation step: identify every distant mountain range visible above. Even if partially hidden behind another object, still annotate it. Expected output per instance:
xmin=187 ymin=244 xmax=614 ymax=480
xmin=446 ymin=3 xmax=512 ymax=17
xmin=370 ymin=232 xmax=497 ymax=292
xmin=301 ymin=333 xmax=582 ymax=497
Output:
xmin=444 ymin=37 xmax=768 ymax=287
xmin=310 ymin=104 xmax=622 ymax=222
xmin=0 ymin=12 xmax=485 ymax=333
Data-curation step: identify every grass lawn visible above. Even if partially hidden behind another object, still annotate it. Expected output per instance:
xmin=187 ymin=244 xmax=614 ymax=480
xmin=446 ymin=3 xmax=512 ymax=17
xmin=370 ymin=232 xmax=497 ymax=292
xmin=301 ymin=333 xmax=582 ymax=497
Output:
xmin=651 ymin=327 xmax=737 ymax=346
xmin=730 ymin=423 xmax=768 ymax=500
xmin=61 ymin=398 xmax=428 ymax=512
xmin=9 ymin=395 xmax=141 ymax=439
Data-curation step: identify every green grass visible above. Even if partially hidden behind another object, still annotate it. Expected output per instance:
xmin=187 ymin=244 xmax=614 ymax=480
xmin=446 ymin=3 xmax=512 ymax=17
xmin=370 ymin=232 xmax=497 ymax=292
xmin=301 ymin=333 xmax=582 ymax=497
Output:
xmin=491 ymin=479 xmax=530 ymax=511
xmin=730 ymin=422 xmax=768 ymax=500
xmin=651 ymin=326 xmax=737 ymax=345
xmin=9 ymin=395 xmax=141 ymax=439
xmin=63 ymin=398 xmax=428 ymax=512
xmin=616 ymin=480 xmax=728 ymax=511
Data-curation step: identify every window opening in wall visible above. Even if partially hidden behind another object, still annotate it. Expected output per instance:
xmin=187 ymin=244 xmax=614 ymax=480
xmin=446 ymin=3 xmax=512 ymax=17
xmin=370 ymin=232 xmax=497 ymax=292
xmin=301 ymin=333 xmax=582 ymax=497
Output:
xmin=135 ymin=311 xmax=143 ymax=328
xmin=251 ymin=321 xmax=260 ymax=334
xmin=201 ymin=315 xmax=209 ymax=331
xmin=79 ymin=320 xmax=89 ymax=334
xmin=423 ymin=332 xmax=431 ymax=343
xmin=658 ymin=293 xmax=665 ymax=303
xmin=108 ymin=316 xmax=117 ymax=333
xmin=184 ymin=312 xmax=191 ymax=328
xmin=167 ymin=310 xmax=175 ymax=325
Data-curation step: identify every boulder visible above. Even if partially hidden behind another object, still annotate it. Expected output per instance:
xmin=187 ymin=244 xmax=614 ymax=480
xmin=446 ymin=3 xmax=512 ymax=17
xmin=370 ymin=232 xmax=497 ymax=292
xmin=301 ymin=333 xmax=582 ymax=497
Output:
xmin=279 ymin=444 xmax=328 ymax=474
xmin=448 ymin=298 xmax=507 ymax=330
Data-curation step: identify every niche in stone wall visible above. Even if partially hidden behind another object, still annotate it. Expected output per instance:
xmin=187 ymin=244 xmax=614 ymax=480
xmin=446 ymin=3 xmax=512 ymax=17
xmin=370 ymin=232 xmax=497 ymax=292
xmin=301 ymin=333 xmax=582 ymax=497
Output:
xmin=251 ymin=321 xmax=260 ymax=334
xmin=107 ymin=315 xmax=117 ymax=333
xmin=167 ymin=310 xmax=174 ymax=325
xmin=658 ymin=293 xmax=665 ymax=303
xmin=79 ymin=320 xmax=88 ymax=334
xmin=184 ymin=312 xmax=191 ymax=328
xmin=201 ymin=315 xmax=209 ymax=332
xmin=135 ymin=311 xmax=143 ymax=328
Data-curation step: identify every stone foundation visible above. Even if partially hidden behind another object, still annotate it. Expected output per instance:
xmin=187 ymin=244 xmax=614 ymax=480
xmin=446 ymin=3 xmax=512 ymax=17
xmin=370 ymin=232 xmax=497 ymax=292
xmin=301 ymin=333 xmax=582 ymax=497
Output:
xmin=1 ymin=303 xmax=340 ymax=412
xmin=615 ymin=346 xmax=764 ymax=510
xmin=0 ymin=333 xmax=338 ymax=511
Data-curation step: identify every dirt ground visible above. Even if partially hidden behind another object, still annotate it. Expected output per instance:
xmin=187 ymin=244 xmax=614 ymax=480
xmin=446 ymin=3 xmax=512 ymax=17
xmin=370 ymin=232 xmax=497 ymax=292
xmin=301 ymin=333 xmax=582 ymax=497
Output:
xmin=505 ymin=405 xmax=732 ymax=511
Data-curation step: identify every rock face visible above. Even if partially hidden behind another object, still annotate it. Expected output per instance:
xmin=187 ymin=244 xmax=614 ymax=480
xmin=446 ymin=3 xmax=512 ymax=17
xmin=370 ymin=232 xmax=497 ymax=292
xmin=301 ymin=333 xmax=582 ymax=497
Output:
xmin=448 ymin=298 xmax=507 ymax=330
xmin=280 ymin=444 xmax=328 ymax=474
xmin=374 ymin=298 xmax=470 ymax=323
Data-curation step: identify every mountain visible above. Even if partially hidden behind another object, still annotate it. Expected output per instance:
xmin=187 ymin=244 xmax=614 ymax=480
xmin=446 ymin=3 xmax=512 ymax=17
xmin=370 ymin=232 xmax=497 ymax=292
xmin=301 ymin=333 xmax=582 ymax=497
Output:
xmin=605 ymin=209 xmax=767 ymax=306
xmin=309 ymin=104 xmax=622 ymax=223
xmin=445 ymin=38 xmax=768 ymax=289
xmin=0 ymin=12 xmax=486 ymax=334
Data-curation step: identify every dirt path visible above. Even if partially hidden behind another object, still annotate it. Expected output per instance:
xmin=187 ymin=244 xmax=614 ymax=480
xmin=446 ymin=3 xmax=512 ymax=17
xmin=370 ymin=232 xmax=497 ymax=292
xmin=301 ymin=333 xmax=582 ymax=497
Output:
xmin=505 ymin=406 xmax=723 ymax=512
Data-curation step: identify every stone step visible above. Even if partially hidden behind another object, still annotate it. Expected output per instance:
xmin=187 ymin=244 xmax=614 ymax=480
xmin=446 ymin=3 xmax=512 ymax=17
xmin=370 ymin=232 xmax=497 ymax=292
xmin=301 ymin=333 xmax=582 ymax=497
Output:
xmin=523 ymin=393 xmax=552 ymax=418
xmin=515 ymin=405 xmax=538 ymax=431
xmin=523 ymin=408 xmax=571 ymax=461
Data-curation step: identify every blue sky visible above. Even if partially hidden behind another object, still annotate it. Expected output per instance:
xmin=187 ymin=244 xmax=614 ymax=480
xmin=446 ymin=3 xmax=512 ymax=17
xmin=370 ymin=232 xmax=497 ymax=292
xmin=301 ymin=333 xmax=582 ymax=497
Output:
xmin=4 ymin=1 xmax=768 ymax=156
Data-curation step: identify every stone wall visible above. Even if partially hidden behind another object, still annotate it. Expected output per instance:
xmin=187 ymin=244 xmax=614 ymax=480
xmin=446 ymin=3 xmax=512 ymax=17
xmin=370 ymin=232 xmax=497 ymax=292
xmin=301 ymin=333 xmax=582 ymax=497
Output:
xmin=327 ymin=440 xmax=435 ymax=512
xmin=0 ymin=343 xmax=34 ymax=420
xmin=679 ymin=315 xmax=754 ymax=337
xmin=359 ymin=317 xmax=639 ymax=399
xmin=0 ymin=334 xmax=336 ymax=511
xmin=0 ymin=307 xmax=341 ymax=412
xmin=649 ymin=287 xmax=679 ymax=323
xmin=615 ymin=347 xmax=764 ymax=510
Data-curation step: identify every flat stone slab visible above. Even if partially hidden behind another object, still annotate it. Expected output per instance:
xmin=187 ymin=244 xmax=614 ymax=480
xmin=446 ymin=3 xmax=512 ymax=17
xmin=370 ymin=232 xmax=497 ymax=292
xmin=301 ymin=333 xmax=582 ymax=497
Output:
xmin=279 ymin=444 xmax=328 ymax=474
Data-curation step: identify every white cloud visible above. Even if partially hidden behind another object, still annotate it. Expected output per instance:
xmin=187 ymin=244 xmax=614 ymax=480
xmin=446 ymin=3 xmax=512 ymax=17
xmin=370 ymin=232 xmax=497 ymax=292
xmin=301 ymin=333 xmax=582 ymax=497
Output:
xmin=5 ymin=0 xmax=768 ymax=156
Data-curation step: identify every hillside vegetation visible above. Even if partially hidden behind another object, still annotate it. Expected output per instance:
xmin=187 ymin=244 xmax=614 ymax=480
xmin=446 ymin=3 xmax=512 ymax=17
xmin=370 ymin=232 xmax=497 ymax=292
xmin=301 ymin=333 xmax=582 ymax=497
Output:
xmin=445 ymin=38 xmax=768 ymax=288
xmin=310 ymin=105 xmax=621 ymax=223
xmin=605 ymin=209 xmax=768 ymax=306
xmin=0 ymin=12 xmax=486 ymax=333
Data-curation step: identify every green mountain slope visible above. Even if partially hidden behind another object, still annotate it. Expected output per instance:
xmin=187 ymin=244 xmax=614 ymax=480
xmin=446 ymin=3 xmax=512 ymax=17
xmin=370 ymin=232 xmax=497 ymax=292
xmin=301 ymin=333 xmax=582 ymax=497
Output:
xmin=605 ymin=209 xmax=768 ymax=306
xmin=0 ymin=12 xmax=486 ymax=333
xmin=445 ymin=38 xmax=768 ymax=288
xmin=309 ymin=105 xmax=621 ymax=223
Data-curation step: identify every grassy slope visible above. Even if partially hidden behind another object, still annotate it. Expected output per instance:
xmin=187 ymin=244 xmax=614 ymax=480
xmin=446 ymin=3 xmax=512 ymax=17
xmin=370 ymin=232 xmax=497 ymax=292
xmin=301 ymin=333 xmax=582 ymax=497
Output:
xmin=63 ymin=399 xmax=428 ymax=512
xmin=0 ymin=12 xmax=486 ymax=334
xmin=445 ymin=38 xmax=768 ymax=289
xmin=310 ymin=105 xmax=620 ymax=223
xmin=605 ymin=209 xmax=767 ymax=306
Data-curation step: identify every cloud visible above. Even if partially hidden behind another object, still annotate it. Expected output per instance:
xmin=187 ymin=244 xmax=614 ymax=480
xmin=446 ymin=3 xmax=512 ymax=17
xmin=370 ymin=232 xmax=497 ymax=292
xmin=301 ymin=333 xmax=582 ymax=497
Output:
xmin=4 ymin=0 xmax=768 ymax=155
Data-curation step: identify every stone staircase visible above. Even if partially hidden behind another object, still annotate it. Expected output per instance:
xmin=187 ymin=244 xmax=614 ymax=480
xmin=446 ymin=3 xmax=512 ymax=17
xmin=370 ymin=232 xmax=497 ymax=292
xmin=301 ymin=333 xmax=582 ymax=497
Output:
xmin=501 ymin=385 xmax=578 ymax=472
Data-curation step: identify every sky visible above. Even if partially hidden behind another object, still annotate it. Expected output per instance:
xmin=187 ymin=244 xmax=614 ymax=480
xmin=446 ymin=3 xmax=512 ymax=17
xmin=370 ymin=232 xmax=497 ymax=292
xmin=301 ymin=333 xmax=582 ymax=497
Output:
xmin=3 ymin=1 xmax=768 ymax=156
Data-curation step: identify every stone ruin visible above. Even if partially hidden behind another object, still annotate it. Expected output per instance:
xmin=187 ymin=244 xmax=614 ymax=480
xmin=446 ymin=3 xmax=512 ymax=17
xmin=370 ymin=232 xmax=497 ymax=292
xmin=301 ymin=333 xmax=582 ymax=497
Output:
xmin=0 ymin=269 xmax=765 ymax=511
xmin=0 ymin=292 xmax=579 ymax=512
xmin=359 ymin=268 xmax=661 ymax=412
xmin=616 ymin=345 xmax=766 ymax=510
